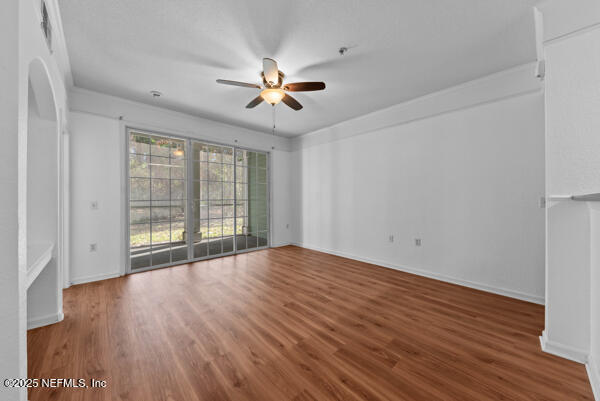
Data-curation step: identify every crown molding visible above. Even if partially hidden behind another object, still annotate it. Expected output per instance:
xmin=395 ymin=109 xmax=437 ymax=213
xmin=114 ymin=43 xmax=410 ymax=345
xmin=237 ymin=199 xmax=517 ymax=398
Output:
xmin=293 ymin=62 xmax=541 ymax=150
xmin=69 ymin=86 xmax=293 ymax=152
xmin=537 ymin=0 xmax=600 ymax=45
xmin=44 ymin=0 xmax=74 ymax=87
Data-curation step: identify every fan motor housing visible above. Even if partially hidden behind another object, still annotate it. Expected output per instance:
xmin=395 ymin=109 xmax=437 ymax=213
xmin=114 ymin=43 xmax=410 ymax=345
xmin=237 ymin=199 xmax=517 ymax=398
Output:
xmin=262 ymin=70 xmax=285 ymax=88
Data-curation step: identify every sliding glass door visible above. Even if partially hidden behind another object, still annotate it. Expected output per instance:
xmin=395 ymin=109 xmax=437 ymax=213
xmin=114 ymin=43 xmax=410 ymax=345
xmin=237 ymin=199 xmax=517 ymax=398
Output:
xmin=128 ymin=129 xmax=269 ymax=272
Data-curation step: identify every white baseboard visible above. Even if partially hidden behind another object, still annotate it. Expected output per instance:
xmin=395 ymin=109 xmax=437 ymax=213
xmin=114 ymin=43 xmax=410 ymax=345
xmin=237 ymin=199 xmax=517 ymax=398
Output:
xmin=587 ymin=354 xmax=599 ymax=400
xmin=271 ymin=242 xmax=292 ymax=248
xmin=70 ymin=271 xmax=121 ymax=285
xmin=539 ymin=330 xmax=589 ymax=364
xmin=291 ymin=243 xmax=545 ymax=305
xmin=28 ymin=311 xmax=64 ymax=330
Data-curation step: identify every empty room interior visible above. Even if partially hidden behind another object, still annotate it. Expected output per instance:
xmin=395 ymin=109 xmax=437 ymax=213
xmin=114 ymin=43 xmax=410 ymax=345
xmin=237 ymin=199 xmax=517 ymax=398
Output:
xmin=2 ymin=0 xmax=600 ymax=400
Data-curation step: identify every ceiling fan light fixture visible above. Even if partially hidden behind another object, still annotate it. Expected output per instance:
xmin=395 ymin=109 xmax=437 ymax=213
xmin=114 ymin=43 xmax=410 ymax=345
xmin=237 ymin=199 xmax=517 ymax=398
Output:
xmin=217 ymin=58 xmax=325 ymax=111
xmin=260 ymin=88 xmax=285 ymax=105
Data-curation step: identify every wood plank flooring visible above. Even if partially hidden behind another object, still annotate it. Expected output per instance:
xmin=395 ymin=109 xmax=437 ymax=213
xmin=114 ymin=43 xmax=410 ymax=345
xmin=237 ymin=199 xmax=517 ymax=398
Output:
xmin=28 ymin=246 xmax=594 ymax=400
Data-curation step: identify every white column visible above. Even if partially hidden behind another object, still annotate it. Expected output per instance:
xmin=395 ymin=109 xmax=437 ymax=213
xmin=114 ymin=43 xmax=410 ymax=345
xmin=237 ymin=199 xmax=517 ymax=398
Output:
xmin=0 ymin=1 xmax=27 ymax=400
xmin=538 ymin=0 xmax=600 ymax=377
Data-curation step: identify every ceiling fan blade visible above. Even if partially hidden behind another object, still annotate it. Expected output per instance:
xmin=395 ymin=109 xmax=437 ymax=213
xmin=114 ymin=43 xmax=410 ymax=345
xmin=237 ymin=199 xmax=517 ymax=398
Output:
xmin=283 ymin=82 xmax=326 ymax=92
xmin=281 ymin=94 xmax=303 ymax=111
xmin=216 ymin=79 xmax=261 ymax=89
xmin=246 ymin=95 xmax=264 ymax=109
xmin=263 ymin=58 xmax=279 ymax=85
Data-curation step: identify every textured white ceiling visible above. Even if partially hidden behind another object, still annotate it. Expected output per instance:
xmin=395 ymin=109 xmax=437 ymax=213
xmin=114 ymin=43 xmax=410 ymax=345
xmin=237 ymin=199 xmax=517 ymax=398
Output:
xmin=58 ymin=0 xmax=538 ymax=137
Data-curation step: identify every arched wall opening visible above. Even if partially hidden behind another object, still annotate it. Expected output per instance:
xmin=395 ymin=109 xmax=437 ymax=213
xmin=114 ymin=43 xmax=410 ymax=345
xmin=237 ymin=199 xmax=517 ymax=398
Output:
xmin=26 ymin=58 xmax=63 ymax=329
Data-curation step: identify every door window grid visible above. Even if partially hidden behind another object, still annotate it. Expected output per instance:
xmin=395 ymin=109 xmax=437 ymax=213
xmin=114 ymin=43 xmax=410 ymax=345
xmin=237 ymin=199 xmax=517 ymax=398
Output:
xmin=129 ymin=132 xmax=186 ymax=269
xmin=192 ymin=143 xmax=236 ymax=257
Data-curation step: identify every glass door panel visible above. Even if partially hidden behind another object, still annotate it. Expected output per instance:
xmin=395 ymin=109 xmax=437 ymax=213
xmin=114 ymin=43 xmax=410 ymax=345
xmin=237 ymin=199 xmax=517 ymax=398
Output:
xmin=129 ymin=131 xmax=187 ymax=270
xmin=235 ymin=149 xmax=269 ymax=251
xmin=191 ymin=142 xmax=235 ymax=259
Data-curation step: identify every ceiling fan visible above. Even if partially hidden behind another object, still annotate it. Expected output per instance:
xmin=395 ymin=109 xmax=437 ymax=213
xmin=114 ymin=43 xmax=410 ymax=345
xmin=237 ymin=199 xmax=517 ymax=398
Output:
xmin=216 ymin=58 xmax=326 ymax=111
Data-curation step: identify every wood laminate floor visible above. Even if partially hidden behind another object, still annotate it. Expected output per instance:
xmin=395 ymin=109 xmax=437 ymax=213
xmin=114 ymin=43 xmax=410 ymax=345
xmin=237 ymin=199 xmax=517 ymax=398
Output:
xmin=28 ymin=246 xmax=594 ymax=400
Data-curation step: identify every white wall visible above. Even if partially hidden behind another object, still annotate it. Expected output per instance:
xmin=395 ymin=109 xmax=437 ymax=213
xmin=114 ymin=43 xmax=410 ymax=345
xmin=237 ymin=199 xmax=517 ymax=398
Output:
xmin=68 ymin=89 xmax=293 ymax=284
xmin=292 ymin=64 xmax=545 ymax=303
xmin=69 ymin=112 xmax=122 ymax=283
xmin=270 ymin=150 xmax=293 ymax=246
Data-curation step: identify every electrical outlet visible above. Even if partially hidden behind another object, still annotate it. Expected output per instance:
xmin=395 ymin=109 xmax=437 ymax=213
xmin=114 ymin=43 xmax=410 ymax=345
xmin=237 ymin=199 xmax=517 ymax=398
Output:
xmin=388 ymin=235 xmax=394 ymax=243
xmin=415 ymin=238 xmax=422 ymax=247
xmin=91 ymin=201 xmax=98 ymax=210
xmin=89 ymin=243 xmax=97 ymax=252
